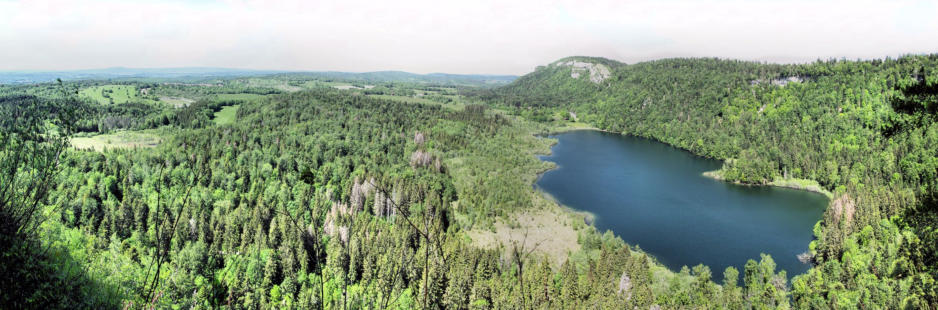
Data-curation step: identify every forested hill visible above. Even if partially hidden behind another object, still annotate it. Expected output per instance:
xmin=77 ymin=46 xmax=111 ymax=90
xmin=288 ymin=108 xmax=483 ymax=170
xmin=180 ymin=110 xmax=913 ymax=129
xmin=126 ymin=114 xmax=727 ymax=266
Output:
xmin=475 ymin=56 xmax=626 ymax=108
xmin=480 ymin=54 xmax=938 ymax=307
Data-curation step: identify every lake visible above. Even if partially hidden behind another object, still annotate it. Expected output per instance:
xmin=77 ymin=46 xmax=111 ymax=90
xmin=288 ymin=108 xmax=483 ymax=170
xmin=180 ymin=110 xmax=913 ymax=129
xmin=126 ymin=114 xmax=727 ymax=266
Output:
xmin=536 ymin=130 xmax=828 ymax=280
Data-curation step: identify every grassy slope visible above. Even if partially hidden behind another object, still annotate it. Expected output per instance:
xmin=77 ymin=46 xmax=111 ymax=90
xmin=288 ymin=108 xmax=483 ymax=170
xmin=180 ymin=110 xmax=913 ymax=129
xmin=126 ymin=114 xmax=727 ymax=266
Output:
xmin=211 ymin=93 xmax=267 ymax=101
xmin=213 ymin=105 xmax=240 ymax=125
xmin=78 ymin=85 xmax=154 ymax=105
xmin=158 ymin=96 xmax=194 ymax=108
xmin=237 ymin=78 xmax=302 ymax=92
xmin=70 ymin=129 xmax=164 ymax=151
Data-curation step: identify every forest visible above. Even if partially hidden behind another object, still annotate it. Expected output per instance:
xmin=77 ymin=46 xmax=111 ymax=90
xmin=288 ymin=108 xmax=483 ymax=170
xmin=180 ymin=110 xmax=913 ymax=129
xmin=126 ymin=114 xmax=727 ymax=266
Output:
xmin=0 ymin=54 xmax=936 ymax=309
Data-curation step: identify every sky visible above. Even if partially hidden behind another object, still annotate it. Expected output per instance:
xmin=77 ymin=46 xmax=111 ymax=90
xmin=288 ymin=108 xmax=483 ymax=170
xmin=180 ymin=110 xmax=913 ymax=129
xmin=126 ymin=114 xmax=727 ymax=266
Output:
xmin=1 ymin=0 xmax=937 ymax=75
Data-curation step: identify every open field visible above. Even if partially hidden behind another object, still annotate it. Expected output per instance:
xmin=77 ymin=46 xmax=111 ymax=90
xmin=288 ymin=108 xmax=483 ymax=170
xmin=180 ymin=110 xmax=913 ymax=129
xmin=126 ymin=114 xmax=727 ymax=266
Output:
xmin=78 ymin=85 xmax=155 ymax=105
xmin=70 ymin=130 xmax=163 ymax=151
xmin=301 ymin=80 xmax=340 ymax=89
xmin=212 ymin=93 xmax=268 ymax=101
xmin=236 ymin=78 xmax=302 ymax=92
xmin=298 ymin=80 xmax=376 ymax=90
xmin=158 ymin=96 xmax=194 ymax=108
xmin=213 ymin=104 xmax=240 ymax=125
xmin=332 ymin=84 xmax=374 ymax=90
xmin=466 ymin=205 xmax=582 ymax=266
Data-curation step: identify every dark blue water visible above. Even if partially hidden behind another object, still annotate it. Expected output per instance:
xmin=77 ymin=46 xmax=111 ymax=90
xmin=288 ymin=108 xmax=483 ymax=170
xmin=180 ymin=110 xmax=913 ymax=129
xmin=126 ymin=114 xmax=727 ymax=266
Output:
xmin=536 ymin=130 xmax=828 ymax=279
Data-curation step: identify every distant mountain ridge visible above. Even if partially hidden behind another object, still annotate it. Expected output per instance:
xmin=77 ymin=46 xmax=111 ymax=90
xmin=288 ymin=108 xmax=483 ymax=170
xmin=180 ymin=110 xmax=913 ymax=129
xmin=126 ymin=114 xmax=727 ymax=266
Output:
xmin=0 ymin=67 xmax=282 ymax=84
xmin=276 ymin=70 xmax=517 ymax=85
xmin=0 ymin=67 xmax=518 ymax=85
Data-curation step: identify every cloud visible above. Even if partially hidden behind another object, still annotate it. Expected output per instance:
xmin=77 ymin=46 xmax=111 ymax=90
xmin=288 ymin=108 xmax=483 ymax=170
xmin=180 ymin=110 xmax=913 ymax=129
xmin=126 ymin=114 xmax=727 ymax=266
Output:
xmin=1 ymin=0 xmax=936 ymax=74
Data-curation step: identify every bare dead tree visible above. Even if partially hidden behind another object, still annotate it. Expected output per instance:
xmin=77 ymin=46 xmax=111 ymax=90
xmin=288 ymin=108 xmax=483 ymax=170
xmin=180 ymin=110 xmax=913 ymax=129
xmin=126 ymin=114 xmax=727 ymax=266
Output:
xmin=139 ymin=164 xmax=165 ymax=302
xmin=343 ymin=211 xmax=353 ymax=310
xmin=275 ymin=179 xmax=326 ymax=310
xmin=0 ymin=81 xmax=77 ymax=247
xmin=378 ymin=231 xmax=418 ymax=309
xmin=141 ymin=145 xmax=208 ymax=308
xmin=368 ymin=179 xmax=449 ymax=265
xmin=509 ymin=228 xmax=546 ymax=310
xmin=367 ymin=178 xmax=450 ymax=310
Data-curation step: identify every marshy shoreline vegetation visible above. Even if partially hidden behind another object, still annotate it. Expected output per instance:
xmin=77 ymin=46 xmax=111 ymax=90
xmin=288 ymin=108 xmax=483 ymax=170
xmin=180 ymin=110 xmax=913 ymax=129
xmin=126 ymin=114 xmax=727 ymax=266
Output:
xmin=703 ymin=168 xmax=834 ymax=199
xmin=0 ymin=54 xmax=936 ymax=308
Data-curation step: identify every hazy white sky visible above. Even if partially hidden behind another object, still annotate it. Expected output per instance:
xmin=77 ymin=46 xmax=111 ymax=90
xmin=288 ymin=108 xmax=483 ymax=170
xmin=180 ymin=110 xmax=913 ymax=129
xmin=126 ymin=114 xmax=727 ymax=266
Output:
xmin=2 ymin=0 xmax=937 ymax=75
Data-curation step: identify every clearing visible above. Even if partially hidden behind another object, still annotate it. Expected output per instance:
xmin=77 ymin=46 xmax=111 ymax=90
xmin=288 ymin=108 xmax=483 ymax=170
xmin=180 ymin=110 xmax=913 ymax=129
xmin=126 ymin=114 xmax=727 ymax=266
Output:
xmin=70 ymin=130 xmax=163 ymax=151
xmin=159 ymin=96 xmax=195 ymax=108
xmin=466 ymin=197 xmax=584 ymax=266
xmin=332 ymin=84 xmax=375 ymax=90
xmin=236 ymin=78 xmax=302 ymax=92
xmin=212 ymin=93 xmax=267 ymax=101
xmin=214 ymin=105 xmax=240 ymax=125
xmin=79 ymin=85 xmax=154 ymax=105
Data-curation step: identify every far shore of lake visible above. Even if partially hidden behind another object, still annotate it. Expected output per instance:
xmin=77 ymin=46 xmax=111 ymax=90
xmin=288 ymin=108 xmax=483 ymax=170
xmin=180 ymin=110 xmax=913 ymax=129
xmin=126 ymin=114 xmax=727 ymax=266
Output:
xmin=703 ymin=169 xmax=834 ymax=199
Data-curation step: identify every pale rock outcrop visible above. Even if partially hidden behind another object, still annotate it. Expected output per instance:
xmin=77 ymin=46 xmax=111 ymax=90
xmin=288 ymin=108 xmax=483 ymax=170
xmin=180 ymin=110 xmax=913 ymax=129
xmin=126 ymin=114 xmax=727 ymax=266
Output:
xmin=554 ymin=60 xmax=611 ymax=84
xmin=751 ymin=76 xmax=805 ymax=87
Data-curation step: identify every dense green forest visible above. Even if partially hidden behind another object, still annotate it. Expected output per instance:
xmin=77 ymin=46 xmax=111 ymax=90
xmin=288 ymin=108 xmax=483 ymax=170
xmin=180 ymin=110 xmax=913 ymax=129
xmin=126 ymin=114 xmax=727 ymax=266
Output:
xmin=1 ymin=54 xmax=936 ymax=309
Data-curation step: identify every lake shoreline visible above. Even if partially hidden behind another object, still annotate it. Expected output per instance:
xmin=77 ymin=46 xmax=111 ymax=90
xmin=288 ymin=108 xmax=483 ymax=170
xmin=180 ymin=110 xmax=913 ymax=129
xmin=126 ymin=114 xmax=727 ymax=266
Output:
xmin=534 ymin=184 xmax=598 ymax=225
xmin=702 ymin=169 xmax=834 ymax=199
xmin=530 ymin=134 xmax=598 ymax=227
xmin=534 ymin=129 xmax=828 ymax=280
xmin=541 ymin=123 xmax=833 ymax=199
